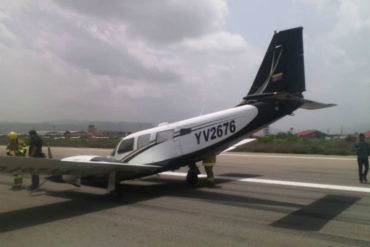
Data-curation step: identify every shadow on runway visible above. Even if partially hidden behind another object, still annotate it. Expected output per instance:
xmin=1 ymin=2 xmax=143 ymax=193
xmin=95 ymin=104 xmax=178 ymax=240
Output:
xmin=271 ymin=194 xmax=361 ymax=231
xmin=0 ymin=190 xmax=122 ymax=233
xmin=0 ymin=175 xmax=303 ymax=233
xmin=0 ymin=181 xmax=11 ymax=186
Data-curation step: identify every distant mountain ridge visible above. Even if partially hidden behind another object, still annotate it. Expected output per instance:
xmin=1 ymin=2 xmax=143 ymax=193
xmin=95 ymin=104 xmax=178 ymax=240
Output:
xmin=0 ymin=121 xmax=155 ymax=134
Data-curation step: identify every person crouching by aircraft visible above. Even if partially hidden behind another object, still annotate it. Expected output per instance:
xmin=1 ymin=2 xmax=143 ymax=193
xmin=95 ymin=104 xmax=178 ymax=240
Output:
xmin=203 ymin=155 xmax=216 ymax=186
xmin=6 ymin=131 xmax=27 ymax=189
xmin=28 ymin=130 xmax=45 ymax=190
xmin=353 ymin=133 xmax=369 ymax=183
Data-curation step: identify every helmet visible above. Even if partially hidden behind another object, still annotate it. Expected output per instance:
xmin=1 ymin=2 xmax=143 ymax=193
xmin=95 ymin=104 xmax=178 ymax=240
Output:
xmin=8 ymin=131 xmax=18 ymax=140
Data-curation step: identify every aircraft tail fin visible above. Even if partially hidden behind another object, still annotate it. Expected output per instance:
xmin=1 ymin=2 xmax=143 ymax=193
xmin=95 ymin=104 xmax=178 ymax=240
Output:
xmin=247 ymin=27 xmax=305 ymax=97
xmin=238 ymin=27 xmax=335 ymax=110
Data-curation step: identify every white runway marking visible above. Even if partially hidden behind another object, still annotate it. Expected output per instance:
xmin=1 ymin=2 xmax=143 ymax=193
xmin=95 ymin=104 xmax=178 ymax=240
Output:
xmin=161 ymin=172 xmax=370 ymax=193
xmin=221 ymin=153 xmax=356 ymax=161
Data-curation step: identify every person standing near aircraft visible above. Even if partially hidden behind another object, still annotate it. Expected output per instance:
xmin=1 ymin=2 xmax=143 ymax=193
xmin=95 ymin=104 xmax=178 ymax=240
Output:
xmin=353 ymin=133 xmax=369 ymax=183
xmin=6 ymin=131 xmax=27 ymax=189
xmin=28 ymin=130 xmax=45 ymax=190
xmin=203 ymin=155 xmax=216 ymax=186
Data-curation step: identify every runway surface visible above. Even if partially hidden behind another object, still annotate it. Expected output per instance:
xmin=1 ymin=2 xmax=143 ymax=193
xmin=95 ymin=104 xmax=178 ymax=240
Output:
xmin=0 ymin=147 xmax=370 ymax=247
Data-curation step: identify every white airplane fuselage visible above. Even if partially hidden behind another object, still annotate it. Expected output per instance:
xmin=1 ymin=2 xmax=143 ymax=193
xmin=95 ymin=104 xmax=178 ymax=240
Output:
xmin=112 ymin=104 xmax=259 ymax=168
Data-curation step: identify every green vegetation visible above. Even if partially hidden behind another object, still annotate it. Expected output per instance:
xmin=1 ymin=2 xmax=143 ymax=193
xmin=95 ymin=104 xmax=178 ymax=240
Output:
xmin=235 ymin=135 xmax=358 ymax=155
xmin=0 ymin=134 xmax=360 ymax=155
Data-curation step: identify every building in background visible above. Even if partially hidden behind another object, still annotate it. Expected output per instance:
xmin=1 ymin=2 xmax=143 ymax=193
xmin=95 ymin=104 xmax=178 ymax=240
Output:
xmin=296 ymin=130 xmax=329 ymax=139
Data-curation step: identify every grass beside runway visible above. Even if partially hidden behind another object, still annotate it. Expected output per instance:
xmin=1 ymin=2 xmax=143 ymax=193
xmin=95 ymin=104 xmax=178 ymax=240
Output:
xmin=236 ymin=135 xmax=358 ymax=156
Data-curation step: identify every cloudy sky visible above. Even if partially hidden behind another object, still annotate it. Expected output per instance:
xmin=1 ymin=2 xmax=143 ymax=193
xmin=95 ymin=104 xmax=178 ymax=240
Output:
xmin=0 ymin=0 xmax=369 ymax=133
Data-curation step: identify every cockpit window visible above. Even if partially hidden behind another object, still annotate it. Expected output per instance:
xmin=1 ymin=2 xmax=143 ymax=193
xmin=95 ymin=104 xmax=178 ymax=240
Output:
xmin=117 ymin=138 xmax=134 ymax=154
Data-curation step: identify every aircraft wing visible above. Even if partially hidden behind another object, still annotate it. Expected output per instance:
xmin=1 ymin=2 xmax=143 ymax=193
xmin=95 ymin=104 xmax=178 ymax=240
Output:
xmin=0 ymin=155 xmax=160 ymax=178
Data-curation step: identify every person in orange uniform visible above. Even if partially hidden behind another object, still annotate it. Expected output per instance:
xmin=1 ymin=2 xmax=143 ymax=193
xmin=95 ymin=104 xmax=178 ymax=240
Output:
xmin=6 ymin=131 xmax=27 ymax=189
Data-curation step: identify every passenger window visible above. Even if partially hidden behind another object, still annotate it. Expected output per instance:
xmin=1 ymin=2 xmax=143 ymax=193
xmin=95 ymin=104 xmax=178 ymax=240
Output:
xmin=137 ymin=134 xmax=151 ymax=149
xmin=117 ymin=138 xmax=134 ymax=154
xmin=156 ymin=129 xmax=174 ymax=143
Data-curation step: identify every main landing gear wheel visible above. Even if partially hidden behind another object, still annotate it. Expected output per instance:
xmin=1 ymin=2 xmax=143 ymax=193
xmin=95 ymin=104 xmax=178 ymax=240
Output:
xmin=107 ymin=171 xmax=122 ymax=198
xmin=186 ymin=170 xmax=199 ymax=185
xmin=108 ymin=184 xmax=123 ymax=198
xmin=187 ymin=163 xmax=200 ymax=185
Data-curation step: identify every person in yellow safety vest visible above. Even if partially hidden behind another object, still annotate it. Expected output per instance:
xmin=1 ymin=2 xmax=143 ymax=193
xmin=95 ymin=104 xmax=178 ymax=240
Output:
xmin=6 ymin=131 xmax=27 ymax=189
xmin=203 ymin=155 xmax=216 ymax=186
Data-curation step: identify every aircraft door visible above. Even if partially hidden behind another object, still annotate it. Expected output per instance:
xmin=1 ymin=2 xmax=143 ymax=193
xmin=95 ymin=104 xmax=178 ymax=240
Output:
xmin=151 ymin=129 xmax=182 ymax=162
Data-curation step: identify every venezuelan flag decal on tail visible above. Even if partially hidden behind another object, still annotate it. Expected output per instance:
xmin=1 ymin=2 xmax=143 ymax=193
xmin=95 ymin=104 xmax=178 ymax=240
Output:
xmin=271 ymin=72 xmax=283 ymax=82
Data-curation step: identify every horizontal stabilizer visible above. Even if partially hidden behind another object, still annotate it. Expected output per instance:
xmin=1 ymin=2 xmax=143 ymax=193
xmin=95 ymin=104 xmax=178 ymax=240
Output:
xmin=275 ymin=94 xmax=337 ymax=110
xmin=299 ymin=99 xmax=337 ymax=110
xmin=242 ymin=92 xmax=336 ymax=110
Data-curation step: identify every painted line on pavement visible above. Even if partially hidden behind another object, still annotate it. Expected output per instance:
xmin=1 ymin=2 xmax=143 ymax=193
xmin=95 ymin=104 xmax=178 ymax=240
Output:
xmin=161 ymin=171 xmax=370 ymax=193
xmin=221 ymin=153 xmax=356 ymax=161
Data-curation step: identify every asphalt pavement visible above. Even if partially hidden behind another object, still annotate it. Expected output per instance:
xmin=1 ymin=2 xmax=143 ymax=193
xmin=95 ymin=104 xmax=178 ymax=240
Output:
xmin=0 ymin=147 xmax=369 ymax=247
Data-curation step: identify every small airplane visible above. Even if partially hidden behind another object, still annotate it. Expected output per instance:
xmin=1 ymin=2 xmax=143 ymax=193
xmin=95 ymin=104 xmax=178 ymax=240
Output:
xmin=0 ymin=27 xmax=335 ymax=196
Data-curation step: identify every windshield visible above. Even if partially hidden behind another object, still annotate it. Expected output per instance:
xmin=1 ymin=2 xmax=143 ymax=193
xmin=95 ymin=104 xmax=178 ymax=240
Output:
xmin=110 ymin=146 xmax=117 ymax=156
xmin=117 ymin=138 xmax=134 ymax=154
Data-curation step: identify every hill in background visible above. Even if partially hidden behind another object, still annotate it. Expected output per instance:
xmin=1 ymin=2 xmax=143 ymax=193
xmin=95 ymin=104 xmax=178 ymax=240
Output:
xmin=0 ymin=121 xmax=155 ymax=134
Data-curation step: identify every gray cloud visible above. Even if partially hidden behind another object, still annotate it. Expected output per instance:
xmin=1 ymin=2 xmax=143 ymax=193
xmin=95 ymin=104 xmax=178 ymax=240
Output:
xmin=1 ymin=0 xmax=369 ymax=134
xmin=0 ymin=0 xmax=250 ymax=124
xmin=0 ymin=2 xmax=180 ymax=82
xmin=54 ymin=31 xmax=180 ymax=82
xmin=54 ymin=0 xmax=227 ymax=43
